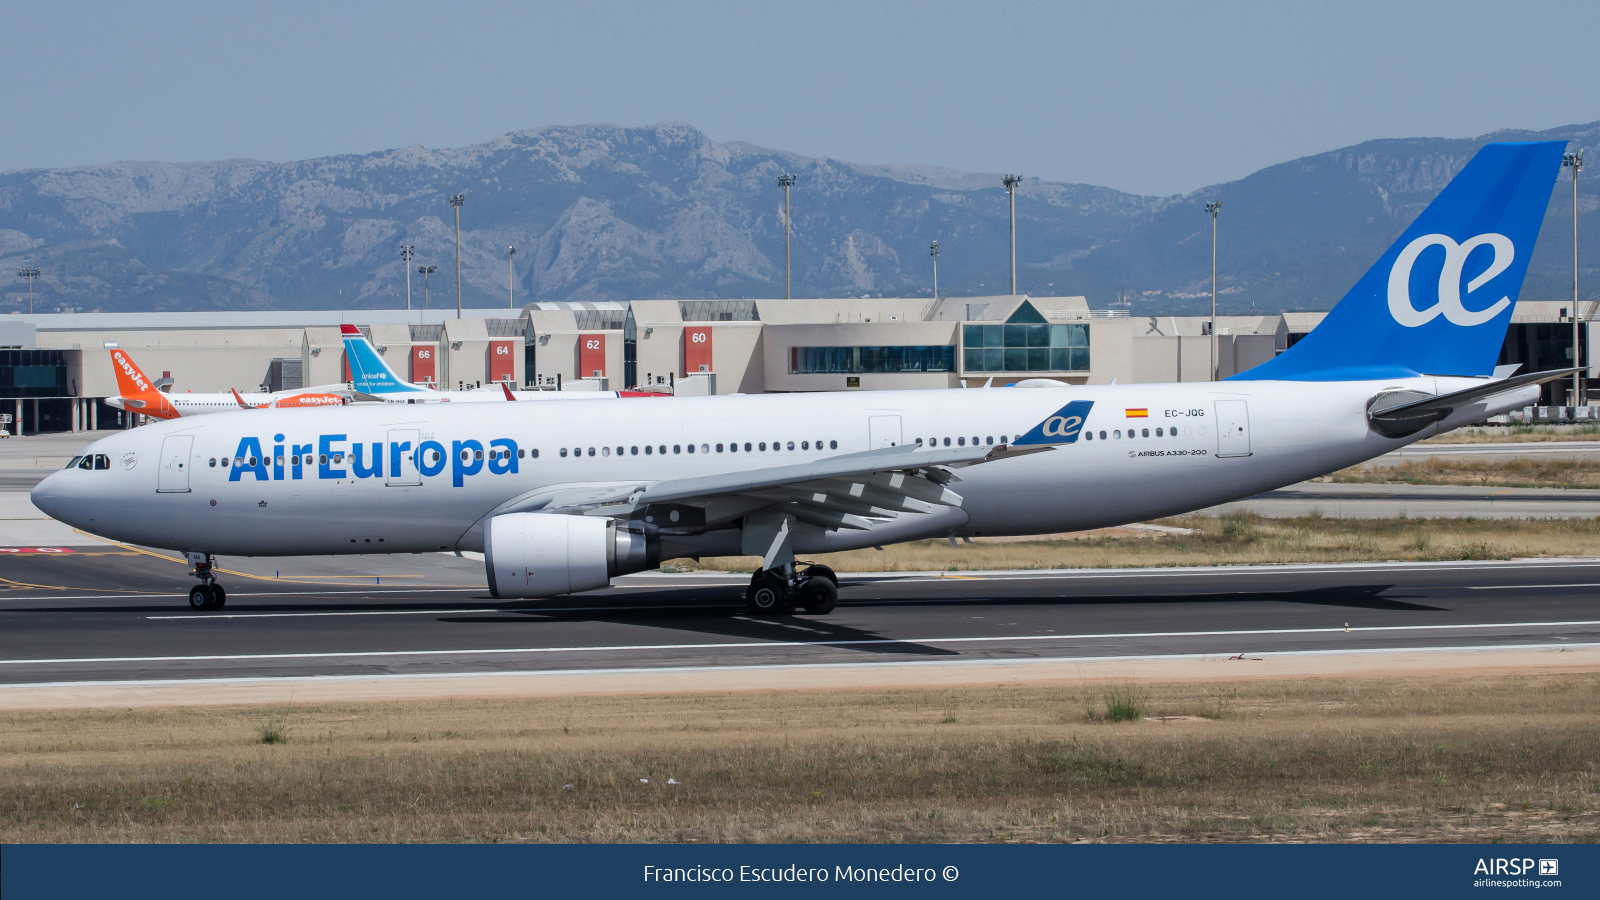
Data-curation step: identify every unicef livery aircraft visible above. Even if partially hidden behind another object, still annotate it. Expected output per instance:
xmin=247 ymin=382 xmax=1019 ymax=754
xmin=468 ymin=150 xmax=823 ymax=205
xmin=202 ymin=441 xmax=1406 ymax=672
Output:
xmin=34 ymin=142 xmax=1574 ymax=614
xmin=340 ymin=325 xmax=657 ymax=402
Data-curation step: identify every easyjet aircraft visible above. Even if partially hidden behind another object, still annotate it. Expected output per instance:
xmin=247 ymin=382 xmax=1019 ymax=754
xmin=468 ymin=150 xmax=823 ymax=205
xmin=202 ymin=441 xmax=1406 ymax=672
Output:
xmin=104 ymin=348 xmax=348 ymax=420
xmin=39 ymin=142 xmax=1576 ymax=615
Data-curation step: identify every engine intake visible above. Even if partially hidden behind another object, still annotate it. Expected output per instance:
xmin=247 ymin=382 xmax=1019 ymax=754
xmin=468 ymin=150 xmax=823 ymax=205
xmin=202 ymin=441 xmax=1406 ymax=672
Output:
xmin=484 ymin=513 xmax=659 ymax=599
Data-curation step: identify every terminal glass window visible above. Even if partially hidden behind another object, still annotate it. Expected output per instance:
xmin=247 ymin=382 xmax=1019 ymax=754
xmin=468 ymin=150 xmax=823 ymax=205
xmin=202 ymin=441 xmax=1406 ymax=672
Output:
xmin=962 ymin=322 xmax=1089 ymax=373
xmin=0 ymin=350 xmax=68 ymax=398
xmin=789 ymin=346 xmax=956 ymax=374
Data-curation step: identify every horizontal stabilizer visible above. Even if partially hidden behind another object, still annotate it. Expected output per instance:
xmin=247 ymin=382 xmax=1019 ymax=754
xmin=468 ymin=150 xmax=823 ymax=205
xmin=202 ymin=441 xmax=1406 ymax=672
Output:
xmin=1367 ymin=368 xmax=1577 ymax=437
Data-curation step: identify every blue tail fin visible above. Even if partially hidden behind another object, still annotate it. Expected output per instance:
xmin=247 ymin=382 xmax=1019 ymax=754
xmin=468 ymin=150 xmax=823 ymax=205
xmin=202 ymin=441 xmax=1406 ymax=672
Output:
xmin=1232 ymin=141 xmax=1566 ymax=382
xmin=341 ymin=325 xmax=422 ymax=394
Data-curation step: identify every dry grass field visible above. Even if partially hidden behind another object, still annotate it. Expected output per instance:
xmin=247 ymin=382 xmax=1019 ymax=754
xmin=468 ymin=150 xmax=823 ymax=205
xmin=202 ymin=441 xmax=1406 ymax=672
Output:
xmin=2 ymin=675 xmax=1595 ymax=843
xmin=679 ymin=513 xmax=1600 ymax=574
xmin=1330 ymin=457 xmax=1600 ymax=489
xmin=1422 ymin=424 xmax=1600 ymax=444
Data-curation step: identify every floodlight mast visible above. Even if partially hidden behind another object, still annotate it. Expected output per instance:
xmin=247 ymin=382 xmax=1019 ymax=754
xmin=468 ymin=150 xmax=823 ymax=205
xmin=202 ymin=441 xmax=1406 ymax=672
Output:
xmin=777 ymin=174 xmax=796 ymax=299
xmin=1002 ymin=176 xmax=1022 ymax=294
xmin=448 ymin=194 xmax=465 ymax=319
xmin=1205 ymin=201 xmax=1224 ymax=381
xmin=16 ymin=266 xmax=40 ymax=315
xmin=929 ymin=241 xmax=939 ymax=301
xmin=1565 ymin=151 xmax=1584 ymax=406
xmin=418 ymin=264 xmax=437 ymax=323
xmin=508 ymin=246 xmax=516 ymax=309
xmin=400 ymin=245 xmax=415 ymax=311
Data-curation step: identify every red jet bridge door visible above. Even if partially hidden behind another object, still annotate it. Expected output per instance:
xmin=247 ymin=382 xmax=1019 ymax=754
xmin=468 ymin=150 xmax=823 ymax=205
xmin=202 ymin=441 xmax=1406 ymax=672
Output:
xmin=579 ymin=334 xmax=606 ymax=378
xmin=684 ymin=327 xmax=713 ymax=374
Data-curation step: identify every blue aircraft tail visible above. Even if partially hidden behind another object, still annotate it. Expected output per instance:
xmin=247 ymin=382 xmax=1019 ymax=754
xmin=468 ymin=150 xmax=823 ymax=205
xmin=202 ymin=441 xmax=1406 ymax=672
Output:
xmin=1232 ymin=141 xmax=1566 ymax=382
xmin=341 ymin=325 xmax=423 ymax=394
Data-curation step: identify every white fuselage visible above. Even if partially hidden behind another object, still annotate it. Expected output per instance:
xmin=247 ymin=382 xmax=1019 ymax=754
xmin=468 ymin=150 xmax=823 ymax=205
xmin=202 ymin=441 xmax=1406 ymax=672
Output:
xmin=33 ymin=378 xmax=1535 ymax=559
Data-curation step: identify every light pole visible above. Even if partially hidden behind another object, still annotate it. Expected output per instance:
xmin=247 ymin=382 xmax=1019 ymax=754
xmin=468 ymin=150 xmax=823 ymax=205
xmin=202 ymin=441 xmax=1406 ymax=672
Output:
xmin=1002 ymin=175 xmax=1021 ymax=295
xmin=449 ymin=194 xmax=465 ymax=319
xmin=508 ymin=245 xmax=516 ymax=309
xmin=400 ymin=245 xmax=415 ymax=311
xmin=1565 ymin=150 xmax=1584 ymax=407
xmin=418 ymin=264 xmax=437 ymax=318
xmin=777 ymin=174 xmax=796 ymax=299
xmin=16 ymin=266 xmax=40 ymax=315
xmin=1205 ymin=201 xmax=1224 ymax=381
xmin=929 ymin=241 xmax=940 ymax=301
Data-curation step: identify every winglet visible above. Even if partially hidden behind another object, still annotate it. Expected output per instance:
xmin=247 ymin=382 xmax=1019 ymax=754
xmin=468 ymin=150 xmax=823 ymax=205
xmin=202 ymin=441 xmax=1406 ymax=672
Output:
xmin=501 ymin=382 xmax=516 ymax=401
xmin=230 ymin=388 xmax=263 ymax=410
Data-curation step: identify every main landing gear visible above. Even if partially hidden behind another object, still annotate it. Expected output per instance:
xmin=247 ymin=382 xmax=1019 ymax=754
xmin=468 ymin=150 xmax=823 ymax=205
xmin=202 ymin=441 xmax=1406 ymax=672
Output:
xmin=746 ymin=563 xmax=838 ymax=616
xmin=186 ymin=552 xmax=227 ymax=611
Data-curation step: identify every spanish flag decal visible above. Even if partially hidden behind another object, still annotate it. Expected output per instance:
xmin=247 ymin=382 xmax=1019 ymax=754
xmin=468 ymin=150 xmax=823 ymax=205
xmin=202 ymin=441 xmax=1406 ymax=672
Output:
xmin=1125 ymin=408 xmax=1149 ymax=418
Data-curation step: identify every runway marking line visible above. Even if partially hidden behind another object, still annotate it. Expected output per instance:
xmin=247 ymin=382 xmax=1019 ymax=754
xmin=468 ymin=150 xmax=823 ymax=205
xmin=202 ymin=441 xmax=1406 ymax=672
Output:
xmin=5 ymin=642 xmax=1600 ymax=693
xmin=4 ymin=620 xmax=1599 ymax=667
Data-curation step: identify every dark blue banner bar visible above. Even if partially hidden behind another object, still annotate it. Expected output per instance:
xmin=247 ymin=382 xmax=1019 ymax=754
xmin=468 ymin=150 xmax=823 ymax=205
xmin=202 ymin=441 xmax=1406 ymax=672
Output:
xmin=3 ymin=844 xmax=1593 ymax=899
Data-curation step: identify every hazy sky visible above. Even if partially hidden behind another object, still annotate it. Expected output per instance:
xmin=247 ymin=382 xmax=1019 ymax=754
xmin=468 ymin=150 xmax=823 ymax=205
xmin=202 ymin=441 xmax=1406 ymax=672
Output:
xmin=5 ymin=0 xmax=1597 ymax=196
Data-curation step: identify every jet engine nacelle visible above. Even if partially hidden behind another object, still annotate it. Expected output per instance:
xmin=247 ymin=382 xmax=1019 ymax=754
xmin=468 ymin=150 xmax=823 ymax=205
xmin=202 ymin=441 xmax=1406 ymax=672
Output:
xmin=484 ymin=513 xmax=659 ymax=599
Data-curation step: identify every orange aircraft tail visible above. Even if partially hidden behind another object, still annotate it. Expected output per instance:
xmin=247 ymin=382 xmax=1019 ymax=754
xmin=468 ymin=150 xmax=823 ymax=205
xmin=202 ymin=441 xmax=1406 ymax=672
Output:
xmin=108 ymin=349 xmax=177 ymax=419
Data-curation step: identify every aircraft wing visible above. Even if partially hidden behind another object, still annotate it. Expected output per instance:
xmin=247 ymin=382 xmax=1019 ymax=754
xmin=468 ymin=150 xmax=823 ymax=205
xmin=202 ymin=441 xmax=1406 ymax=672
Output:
xmin=531 ymin=441 xmax=1050 ymax=530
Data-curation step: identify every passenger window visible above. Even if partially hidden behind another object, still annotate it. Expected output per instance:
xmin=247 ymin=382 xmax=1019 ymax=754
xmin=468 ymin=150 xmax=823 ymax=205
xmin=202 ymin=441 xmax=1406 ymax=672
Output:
xmin=588 ymin=447 xmax=596 ymax=457
xmin=208 ymin=458 xmax=216 ymax=467
xmin=914 ymin=438 xmax=922 ymax=446
xmin=701 ymin=444 xmax=709 ymax=454
xmin=985 ymin=436 xmax=993 ymax=445
xmin=1156 ymin=427 xmax=1163 ymax=437
xmin=803 ymin=441 xmax=810 ymax=450
xmin=1098 ymin=431 xmax=1106 ymax=440
xmin=943 ymin=438 xmax=951 ymax=447
xmin=759 ymin=442 xmax=767 ymax=451
xmin=518 ymin=449 xmax=525 ymax=458
xmin=744 ymin=443 xmax=752 ymax=452
xmin=686 ymin=444 xmax=695 ymax=454
xmin=958 ymin=437 xmax=965 ymax=446
xmin=1113 ymin=431 xmax=1121 ymax=440
xmin=1142 ymin=428 xmax=1149 ymax=438
xmin=560 ymin=448 xmax=568 ymax=458
xmin=787 ymin=441 xmax=794 ymax=450
xmin=829 ymin=440 xmax=837 ymax=449
xmin=249 ymin=456 xmax=258 ymax=466
xmin=531 ymin=448 xmax=539 ymax=458
xmin=601 ymin=447 xmax=611 ymax=457
xmin=645 ymin=445 xmax=653 ymax=455
xmin=1085 ymin=432 xmax=1094 ymax=441
xmin=474 ymin=450 xmax=483 ymax=461
xmin=716 ymin=443 xmax=724 ymax=452
xmin=673 ymin=445 xmax=681 ymax=454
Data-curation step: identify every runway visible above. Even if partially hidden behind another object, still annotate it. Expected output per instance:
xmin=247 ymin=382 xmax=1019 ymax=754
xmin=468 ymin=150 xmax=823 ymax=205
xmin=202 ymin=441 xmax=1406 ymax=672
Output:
xmin=1 ymin=547 xmax=1598 ymax=688
xmin=1204 ymin=481 xmax=1600 ymax=518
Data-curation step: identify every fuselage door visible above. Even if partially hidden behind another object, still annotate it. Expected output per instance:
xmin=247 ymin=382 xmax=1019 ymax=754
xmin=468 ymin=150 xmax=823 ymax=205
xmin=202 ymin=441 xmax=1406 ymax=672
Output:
xmin=386 ymin=428 xmax=421 ymax=486
xmin=156 ymin=435 xmax=193 ymax=493
xmin=1214 ymin=399 xmax=1252 ymax=458
xmin=868 ymin=415 xmax=902 ymax=449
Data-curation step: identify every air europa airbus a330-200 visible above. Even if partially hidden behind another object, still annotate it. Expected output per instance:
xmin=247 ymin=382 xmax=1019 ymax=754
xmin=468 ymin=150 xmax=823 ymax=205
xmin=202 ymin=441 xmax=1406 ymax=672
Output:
xmin=33 ymin=142 xmax=1578 ymax=614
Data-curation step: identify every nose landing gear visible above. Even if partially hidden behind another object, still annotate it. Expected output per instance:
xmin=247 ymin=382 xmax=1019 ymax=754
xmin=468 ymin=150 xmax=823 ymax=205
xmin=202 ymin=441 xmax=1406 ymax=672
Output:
xmin=745 ymin=563 xmax=838 ymax=616
xmin=186 ymin=552 xmax=227 ymax=611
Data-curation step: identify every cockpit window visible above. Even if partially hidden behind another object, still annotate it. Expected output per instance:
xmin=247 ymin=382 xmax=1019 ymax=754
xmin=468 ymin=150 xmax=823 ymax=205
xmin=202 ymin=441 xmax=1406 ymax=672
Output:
xmin=67 ymin=456 xmax=84 ymax=469
xmin=94 ymin=454 xmax=110 ymax=470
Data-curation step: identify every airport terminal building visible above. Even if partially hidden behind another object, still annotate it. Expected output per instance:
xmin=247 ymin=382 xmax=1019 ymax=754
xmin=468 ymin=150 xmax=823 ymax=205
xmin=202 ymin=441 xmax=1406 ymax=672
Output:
xmin=0 ymin=295 xmax=1589 ymax=434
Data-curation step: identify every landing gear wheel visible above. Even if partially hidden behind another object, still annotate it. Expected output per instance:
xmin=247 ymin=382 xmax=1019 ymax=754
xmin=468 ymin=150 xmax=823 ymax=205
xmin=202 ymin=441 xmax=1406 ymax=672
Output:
xmin=211 ymin=584 xmax=227 ymax=608
xmin=746 ymin=573 xmax=790 ymax=615
xmin=799 ymin=576 xmax=838 ymax=615
xmin=801 ymin=565 xmax=837 ymax=588
xmin=188 ymin=584 xmax=216 ymax=611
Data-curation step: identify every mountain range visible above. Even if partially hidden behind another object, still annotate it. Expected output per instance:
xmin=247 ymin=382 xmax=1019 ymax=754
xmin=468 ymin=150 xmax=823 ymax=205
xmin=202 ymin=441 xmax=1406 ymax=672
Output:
xmin=1 ymin=120 xmax=1595 ymax=315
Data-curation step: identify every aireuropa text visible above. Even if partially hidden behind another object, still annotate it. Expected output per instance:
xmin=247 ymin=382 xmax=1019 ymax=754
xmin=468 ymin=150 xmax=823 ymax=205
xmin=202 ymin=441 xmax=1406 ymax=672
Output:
xmin=642 ymin=865 xmax=943 ymax=883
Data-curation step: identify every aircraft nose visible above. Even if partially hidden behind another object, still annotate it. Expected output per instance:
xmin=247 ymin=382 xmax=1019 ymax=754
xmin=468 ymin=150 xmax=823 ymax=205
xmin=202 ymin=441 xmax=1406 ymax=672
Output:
xmin=30 ymin=468 xmax=85 ymax=528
